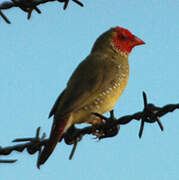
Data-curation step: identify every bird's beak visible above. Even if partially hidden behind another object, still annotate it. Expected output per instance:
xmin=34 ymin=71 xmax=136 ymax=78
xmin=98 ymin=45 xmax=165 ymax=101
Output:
xmin=133 ymin=36 xmax=145 ymax=46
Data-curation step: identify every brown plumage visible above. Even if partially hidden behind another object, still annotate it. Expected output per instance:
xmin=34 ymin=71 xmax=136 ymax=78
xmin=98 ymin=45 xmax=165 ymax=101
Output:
xmin=37 ymin=26 xmax=145 ymax=168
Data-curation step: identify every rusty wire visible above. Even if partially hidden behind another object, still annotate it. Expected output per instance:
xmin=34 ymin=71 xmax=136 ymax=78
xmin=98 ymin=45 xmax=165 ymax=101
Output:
xmin=0 ymin=0 xmax=84 ymax=24
xmin=0 ymin=91 xmax=178 ymax=166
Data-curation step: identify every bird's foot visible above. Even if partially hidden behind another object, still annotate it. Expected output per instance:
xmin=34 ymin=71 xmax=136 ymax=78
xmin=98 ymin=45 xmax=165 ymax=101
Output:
xmin=91 ymin=110 xmax=120 ymax=140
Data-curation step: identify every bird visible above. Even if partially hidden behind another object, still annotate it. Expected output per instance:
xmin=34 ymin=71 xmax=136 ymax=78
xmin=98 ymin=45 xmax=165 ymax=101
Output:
xmin=37 ymin=26 xmax=145 ymax=168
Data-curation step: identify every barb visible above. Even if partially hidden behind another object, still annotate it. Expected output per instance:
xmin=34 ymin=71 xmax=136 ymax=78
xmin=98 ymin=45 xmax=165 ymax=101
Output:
xmin=69 ymin=141 xmax=78 ymax=160
xmin=0 ymin=159 xmax=17 ymax=163
xmin=0 ymin=92 xmax=178 ymax=166
xmin=0 ymin=127 xmax=47 ymax=156
xmin=0 ymin=0 xmax=84 ymax=24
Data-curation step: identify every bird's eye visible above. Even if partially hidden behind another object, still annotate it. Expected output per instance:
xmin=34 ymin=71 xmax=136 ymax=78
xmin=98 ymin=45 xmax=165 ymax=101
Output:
xmin=120 ymin=34 xmax=127 ymax=40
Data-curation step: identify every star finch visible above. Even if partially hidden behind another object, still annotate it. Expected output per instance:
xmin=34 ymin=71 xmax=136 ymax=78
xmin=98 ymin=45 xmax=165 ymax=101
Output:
xmin=37 ymin=26 xmax=145 ymax=167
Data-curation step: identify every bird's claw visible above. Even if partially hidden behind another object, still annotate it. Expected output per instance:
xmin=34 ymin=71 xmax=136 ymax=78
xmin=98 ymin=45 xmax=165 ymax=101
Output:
xmin=92 ymin=112 xmax=109 ymax=123
xmin=97 ymin=124 xmax=120 ymax=140
xmin=92 ymin=110 xmax=120 ymax=140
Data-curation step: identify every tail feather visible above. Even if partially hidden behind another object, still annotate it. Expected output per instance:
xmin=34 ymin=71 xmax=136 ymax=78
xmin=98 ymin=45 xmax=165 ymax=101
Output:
xmin=37 ymin=117 xmax=68 ymax=168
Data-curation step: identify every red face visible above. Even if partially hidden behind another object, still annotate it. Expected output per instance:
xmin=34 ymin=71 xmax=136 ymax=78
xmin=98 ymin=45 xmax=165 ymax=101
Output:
xmin=113 ymin=26 xmax=145 ymax=53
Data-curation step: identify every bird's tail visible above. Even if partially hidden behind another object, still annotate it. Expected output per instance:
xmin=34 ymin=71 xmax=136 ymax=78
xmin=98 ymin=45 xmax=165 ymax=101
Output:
xmin=37 ymin=117 xmax=68 ymax=168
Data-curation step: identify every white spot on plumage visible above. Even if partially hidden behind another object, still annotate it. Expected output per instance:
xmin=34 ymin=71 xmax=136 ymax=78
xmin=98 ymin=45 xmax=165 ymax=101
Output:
xmin=94 ymin=101 xmax=98 ymax=105
xmin=108 ymin=87 xmax=112 ymax=91
xmin=84 ymin=106 xmax=88 ymax=110
xmin=114 ymin=83 xmax=118 ymax=87
xmin=102 ymin=92 xmax=106 ymax=96
xmin=106 ymin=90 xmax=110 ymax=94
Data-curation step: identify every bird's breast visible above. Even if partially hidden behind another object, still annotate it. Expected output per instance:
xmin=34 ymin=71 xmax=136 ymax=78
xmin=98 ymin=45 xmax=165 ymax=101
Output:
xmin=71 ymin=59 xmax=129 ymax=125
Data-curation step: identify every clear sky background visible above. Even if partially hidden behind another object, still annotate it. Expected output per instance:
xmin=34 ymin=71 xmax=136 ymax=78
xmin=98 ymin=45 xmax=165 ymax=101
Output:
xmin=0 ymin=0 xmax=179 ymax=179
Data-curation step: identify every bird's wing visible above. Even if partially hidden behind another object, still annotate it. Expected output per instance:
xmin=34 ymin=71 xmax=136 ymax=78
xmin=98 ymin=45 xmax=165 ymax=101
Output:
xmin=49 ymin=90 xmax=66 ymax=118
xmin=49 ymin=54 xmax=115 ymax=117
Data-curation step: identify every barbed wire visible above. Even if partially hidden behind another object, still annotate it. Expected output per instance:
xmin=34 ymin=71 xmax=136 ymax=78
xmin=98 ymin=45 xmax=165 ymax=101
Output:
xmin=0 ymin=91 xmax=178 ymax=167
xmin=0 ymin=0 xmax=84 ymax=24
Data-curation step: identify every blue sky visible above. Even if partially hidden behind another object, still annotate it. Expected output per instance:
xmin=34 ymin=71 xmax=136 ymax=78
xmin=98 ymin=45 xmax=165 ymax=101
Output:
xmin=0 ymin=0 xmax=179 ymax=179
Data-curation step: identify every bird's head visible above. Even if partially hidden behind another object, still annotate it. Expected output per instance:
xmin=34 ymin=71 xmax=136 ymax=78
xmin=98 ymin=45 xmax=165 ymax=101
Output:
xmin=112 ymin=26 xmax=145 ymax=54
xmin=91 ymin=26 xmax=145 ymax=56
